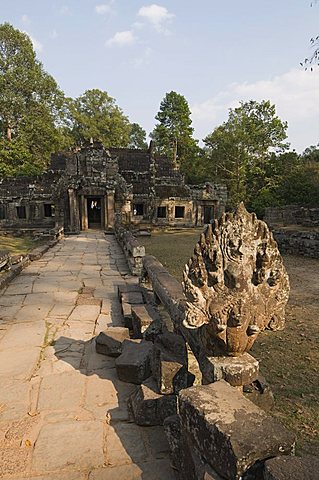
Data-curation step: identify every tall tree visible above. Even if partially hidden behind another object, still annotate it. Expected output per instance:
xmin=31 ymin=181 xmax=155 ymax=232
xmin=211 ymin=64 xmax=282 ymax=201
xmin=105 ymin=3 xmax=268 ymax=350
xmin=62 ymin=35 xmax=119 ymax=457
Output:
xmin=204 ymin=100 xmax=289 ymax=207
xmin=128 ymin=123 xmax=148 ymax=149
xmin=69 ymin=89 xmax=131 ymax=148
xmin=0 ymin=23 xmax=68 ymax=175
xmin=150 ymin=91 xmax=198 ymax=170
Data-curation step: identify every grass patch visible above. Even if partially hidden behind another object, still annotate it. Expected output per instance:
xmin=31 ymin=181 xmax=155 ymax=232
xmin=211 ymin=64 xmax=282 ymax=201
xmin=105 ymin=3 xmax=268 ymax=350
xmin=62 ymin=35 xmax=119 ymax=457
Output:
xmin=0 ymin=235 xmax=41 ymax=255
xmin=143 ymin=229 xmax=319 ymax=455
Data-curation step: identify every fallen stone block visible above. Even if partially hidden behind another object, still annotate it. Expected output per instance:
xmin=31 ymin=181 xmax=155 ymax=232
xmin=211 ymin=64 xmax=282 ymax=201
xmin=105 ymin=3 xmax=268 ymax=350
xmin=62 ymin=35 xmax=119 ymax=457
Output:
xmin=131 ymin=304 xmax=161 ymax=338
xmin=152 ymin=332 xmax=188 ymax=394
xmin=121 ymin=302 xmax=132 ymax=329
xmin=121 ymin=291 xmax=144 ymax=305
xmin=143 ymin=318 xmax=165 ymax=342
xmin=129 ymin=377 xmax=178 ymax=426
xmin=263 ymin=455 xmax=319 ymax=480
xmin=163 ymin=415 xmax=223 ymax=480
xmin=179 ymin=380 xmax=295 ymax=480
xmin=117 ymin=283 xmax=142 ymax=300
xmin=95 ymin=327 xmax=130 ymax=357
xmin=202 ymin=352 xmax=259 ymax=386
xmin=115 ymin=339 xmax=153 ymax=384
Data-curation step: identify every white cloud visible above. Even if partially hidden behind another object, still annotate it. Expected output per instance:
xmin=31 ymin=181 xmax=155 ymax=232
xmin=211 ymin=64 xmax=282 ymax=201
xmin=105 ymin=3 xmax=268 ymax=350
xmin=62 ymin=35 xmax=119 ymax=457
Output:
xmin=191 ymin=69 xmax=319 ymax=152
xmin=106 ymin=30 xmax=135 ymax=47
xmin=21 ymin=14 xmax=30 ymax=26
xmin=138 ymin=4 xmax=174 ymax=33
xmin=95 ymin=4 xmax=111 ymax=15
xmin=132 ymin=47 xmax=152 ymax=68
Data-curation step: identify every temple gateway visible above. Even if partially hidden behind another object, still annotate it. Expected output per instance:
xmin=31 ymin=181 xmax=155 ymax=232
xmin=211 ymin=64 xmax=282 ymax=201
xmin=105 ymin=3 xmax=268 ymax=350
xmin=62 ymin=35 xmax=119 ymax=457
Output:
xmin=0 ymin=142 xmax=227 ymax=234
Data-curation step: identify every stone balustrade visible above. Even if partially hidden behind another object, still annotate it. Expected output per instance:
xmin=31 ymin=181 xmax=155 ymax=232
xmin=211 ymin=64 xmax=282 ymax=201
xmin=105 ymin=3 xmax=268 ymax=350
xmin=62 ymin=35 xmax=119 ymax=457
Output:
xmin=114 ymin=224 xmax=145 ymax=275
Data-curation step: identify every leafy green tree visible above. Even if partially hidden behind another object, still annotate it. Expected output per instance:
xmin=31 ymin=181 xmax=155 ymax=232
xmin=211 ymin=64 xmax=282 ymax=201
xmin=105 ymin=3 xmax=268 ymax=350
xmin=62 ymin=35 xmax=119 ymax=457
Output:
xmin=69 ymin=89 xmax=131 ymax=148
xmin=128 ymin=123 xmax=148 ymax=149
xmin=204 ymin=100 xmax=289 ymax=207
xmin=150 ymin=91 xmax=198 ymax=170
xmin=0 ymin=23 xmax=68 ymax=175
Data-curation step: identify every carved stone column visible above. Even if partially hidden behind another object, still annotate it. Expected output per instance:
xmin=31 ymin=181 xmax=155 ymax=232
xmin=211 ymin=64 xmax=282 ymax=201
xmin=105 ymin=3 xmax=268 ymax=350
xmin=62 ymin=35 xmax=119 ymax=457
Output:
xmin=68 ymin=188 xmax=80 ymax=233
xmin=106 ymin=190 xmax=115 ymax=229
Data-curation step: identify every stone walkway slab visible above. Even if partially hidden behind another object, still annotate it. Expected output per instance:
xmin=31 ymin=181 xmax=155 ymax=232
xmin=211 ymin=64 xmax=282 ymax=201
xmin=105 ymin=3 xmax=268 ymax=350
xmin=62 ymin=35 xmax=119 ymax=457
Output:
xmin=0 ymin=232 xmax=174 ymax=479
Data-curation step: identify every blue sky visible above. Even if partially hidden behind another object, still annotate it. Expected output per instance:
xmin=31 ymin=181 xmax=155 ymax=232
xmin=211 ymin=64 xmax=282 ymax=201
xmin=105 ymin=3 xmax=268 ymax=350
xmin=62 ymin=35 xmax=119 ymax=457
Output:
xmin=1 ymin=1 xmax=319 ymax=151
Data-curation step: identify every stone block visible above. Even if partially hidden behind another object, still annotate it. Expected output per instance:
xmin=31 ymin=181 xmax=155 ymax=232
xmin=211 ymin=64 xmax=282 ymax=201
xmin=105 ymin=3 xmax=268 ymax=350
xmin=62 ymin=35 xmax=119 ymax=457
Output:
xmin=121 ymin=302 xmax=132 ymax=329
xmin=129 ymin=377 xmax=178 ymax=426
xmin=95 ymin=327 xmax=130 ymax=357
xmin=152 ymin=332 xmax=188 ymax=394
xmin=131 ymin=304 xmax=160 ymax=338
xmin=203 ymin=352 xmax=259 ymax=386
xmin=121 ymin=291 xmax=144 ymax=305
xmin=263 ymin=455 xmax=319 ymax=480
xmin=117 ymin=283 xmax=141 ymax=299
xmin=179 ymin=380 xmax=295 ymax=480
xmin=115 ymin=339 xmax=153 ymax=384
xmin=163 ymin=415 xmax=223 ymax=480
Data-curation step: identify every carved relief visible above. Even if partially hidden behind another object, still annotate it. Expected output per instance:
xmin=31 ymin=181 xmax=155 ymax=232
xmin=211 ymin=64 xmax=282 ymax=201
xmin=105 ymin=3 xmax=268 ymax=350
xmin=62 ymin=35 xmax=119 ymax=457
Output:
xmin=182 ymin=203 xmax=290 ymax=356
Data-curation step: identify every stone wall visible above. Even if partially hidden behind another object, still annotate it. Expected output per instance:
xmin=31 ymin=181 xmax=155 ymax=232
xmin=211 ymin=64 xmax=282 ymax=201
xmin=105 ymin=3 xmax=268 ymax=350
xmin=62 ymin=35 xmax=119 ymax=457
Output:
xmin=273 ymin=229 xmax=319 ymax=258
xmin=265 ymin=205 xmax=319 ymax=228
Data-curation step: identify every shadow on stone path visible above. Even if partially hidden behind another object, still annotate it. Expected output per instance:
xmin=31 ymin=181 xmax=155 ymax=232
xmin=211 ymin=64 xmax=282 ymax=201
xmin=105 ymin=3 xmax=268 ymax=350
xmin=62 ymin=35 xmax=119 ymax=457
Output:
xmin=0 ymin=232 xmax=175 ymax=480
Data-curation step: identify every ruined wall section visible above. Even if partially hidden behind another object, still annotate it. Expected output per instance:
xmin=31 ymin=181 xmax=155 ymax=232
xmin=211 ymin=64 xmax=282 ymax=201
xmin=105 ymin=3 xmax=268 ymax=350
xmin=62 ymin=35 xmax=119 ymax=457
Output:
xmin=0 ymin=172 xmax=62 ymax=232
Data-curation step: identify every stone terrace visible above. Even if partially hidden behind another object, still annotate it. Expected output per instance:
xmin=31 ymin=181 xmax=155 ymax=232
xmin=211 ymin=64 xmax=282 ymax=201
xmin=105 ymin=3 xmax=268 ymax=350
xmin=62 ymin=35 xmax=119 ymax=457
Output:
xmin=0 ymin=233 xmax=174 ymax=480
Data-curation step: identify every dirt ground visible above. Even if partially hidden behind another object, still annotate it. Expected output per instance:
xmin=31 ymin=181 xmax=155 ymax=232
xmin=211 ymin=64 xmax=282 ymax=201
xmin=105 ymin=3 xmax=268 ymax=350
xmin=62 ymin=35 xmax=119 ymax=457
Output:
xmin=143 ymin=230 xmax=319 ymax=455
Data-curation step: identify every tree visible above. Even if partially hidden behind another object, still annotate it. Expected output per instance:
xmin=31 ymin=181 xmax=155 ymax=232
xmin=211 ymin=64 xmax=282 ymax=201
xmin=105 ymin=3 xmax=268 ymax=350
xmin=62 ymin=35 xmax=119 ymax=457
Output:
xmin=0 ymin=23 xmax=68 ymax=175
xmin=69 ymin=89 xmax=131 ymax=148
xmin=128 ymin=123 xmax=148 ymax=149
xmin=204 ymin=100 xmax=289 ymax=208
xmin=150 ymin=91 xmax=198 ymax=170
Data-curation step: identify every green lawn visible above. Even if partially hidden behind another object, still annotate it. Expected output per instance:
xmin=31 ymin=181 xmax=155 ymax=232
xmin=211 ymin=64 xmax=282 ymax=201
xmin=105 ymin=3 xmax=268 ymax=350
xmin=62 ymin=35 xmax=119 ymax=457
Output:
xmin=0 ymin=235 xmax=41 ymax=255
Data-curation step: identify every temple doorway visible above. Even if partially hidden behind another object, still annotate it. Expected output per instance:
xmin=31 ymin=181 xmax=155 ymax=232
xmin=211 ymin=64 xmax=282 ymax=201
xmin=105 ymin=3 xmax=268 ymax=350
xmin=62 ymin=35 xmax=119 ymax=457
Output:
xmin=204 ymin=205 xmax=215 ymax=224
xmin=87 ymin=197 xmax=102 ymax=228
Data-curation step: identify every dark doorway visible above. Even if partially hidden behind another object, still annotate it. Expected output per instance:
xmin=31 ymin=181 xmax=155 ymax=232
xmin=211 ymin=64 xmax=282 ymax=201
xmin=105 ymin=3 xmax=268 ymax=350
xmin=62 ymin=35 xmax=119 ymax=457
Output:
xmin=204 ymin=205 xmax=215 ymax=224
xmin=87 ymin=197 xmax=102 ymax=228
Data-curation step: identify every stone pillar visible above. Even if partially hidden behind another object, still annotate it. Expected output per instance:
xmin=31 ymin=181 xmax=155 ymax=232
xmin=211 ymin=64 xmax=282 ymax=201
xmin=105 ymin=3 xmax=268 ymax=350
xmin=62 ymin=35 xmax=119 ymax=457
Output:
xmin=106 ymin=190 xmax=115 ymax=229
xmin=80 ymin=195 xmax=88 ymax=230
xmin=68 ymin=189 xmax=79 ymax=233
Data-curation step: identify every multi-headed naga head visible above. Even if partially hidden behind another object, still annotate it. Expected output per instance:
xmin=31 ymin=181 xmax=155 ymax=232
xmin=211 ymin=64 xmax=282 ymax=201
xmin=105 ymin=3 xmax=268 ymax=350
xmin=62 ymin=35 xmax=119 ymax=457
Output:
xmin=182 ymin=203 xmax=290 ymax=356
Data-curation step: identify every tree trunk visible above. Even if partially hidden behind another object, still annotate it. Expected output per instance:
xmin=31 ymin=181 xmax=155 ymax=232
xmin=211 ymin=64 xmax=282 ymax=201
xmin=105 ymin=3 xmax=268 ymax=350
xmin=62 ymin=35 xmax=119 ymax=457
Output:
xmin=6 ymin=124 xmax=12 ymax=142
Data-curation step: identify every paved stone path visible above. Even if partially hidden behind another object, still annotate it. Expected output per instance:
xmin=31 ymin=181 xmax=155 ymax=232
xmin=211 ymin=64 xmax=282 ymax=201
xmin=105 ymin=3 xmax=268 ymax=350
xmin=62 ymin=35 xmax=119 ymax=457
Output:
xmin=0 ymin=233 xmax=174 ymax=480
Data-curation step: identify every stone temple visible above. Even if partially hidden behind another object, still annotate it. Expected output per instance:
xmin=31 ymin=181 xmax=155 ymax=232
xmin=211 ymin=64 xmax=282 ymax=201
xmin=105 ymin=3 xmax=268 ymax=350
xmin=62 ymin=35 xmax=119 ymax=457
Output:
xmin=0 ymin=142 xmax=227 ymax=234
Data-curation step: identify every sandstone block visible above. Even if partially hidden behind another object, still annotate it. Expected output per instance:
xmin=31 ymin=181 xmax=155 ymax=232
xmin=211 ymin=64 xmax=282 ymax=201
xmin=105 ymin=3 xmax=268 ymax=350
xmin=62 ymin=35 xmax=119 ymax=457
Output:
xmin=179 ymin=380 xmax=295 ymax=480
xmin=131 ymin=304 xmax=161 ymax=339
xmin=95 ymin=327 xmax=130 ymax=357
xmin=121 ymin=302 xmax=132 ymax=329
xmin=203 ymin=352 xmax=259 ymax=386
xmin=163 ymin=415 xmax=223 ymax=480
xmin=115 ymin=339 xmax=153 ymax=384
xmin=152 ymin=332 xmax=188 ymax=394
xmin=121 ymin=291 xmax=144 ymax=305
xmin=243 ymin=375 xmax=275 ymax=411
xmin=129 ymin=377 xmax=178 ymax=426
xmin=263 ymin=455 xmax=319 ymax=480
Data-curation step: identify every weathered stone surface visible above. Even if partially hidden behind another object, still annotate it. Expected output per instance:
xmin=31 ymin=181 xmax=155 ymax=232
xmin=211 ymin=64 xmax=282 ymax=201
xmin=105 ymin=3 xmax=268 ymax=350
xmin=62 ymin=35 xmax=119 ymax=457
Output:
xmin=183 ymin=203 xmax=290 ymax=356
xmin=202 ymin=352 xmax=259 ymax=386
xmin=95 ymin=327 xmax=130 ymax=357
xmin=129 ymin=377 xmax=178 ymax=426
xmin=243 ymin=375 xmax=275 ymax=411
xmin=32 ymin=420 xmax=104 ymax=472
xmin=152 ymin=332 xmax=188 ymax=394
xmin=131 ymin=304 xmax=160 ymax=338
xmin=163 ymin=415 xmax=224 ymax=480
xmin=263 ymin=455 xmax=319 ymax=480
xmin=122 ymin=302 xmax=133 ymax=328
xmin=179 ymin=380 xmax=295 ymax=480
xmin=115 ymin=339 xmax=153 ymax=384
xmin=121 ymin=291 xmax=144 ymax=305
